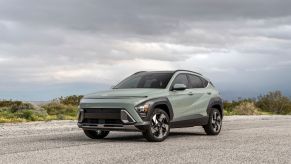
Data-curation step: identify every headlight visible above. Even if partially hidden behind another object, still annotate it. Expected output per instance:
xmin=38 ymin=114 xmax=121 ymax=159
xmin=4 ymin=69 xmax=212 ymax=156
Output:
xmin=135 ymin=103 xmax=150 ymax=117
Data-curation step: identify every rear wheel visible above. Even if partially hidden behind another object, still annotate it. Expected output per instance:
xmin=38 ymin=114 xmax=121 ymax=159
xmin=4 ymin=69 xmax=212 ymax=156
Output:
xmin=203 ymin=108 xmax=222 ymax=135
xmin=143 ymin=109 xmax=170 ymax=142
xmin=83 ymin=130 xmax=110 ymax=139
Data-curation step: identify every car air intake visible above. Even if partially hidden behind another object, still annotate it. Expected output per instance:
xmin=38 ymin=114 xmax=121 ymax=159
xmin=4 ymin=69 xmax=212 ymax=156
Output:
xmin=83 ymin=108 xmax=121 ymax=120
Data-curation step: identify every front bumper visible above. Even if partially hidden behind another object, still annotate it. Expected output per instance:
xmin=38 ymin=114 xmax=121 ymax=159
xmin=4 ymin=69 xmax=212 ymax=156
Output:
xmin=77 ymin=122 xmax=149 ymax=131
xmin=77 ymin=108 xmax=149 ymax=131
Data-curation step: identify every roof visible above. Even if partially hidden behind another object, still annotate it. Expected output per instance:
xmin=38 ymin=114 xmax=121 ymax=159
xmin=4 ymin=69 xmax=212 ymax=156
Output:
xmin=174 ymin=69 xmax=202 ymax=75
xmin=133 ymin=70 xmax=202 ymax=76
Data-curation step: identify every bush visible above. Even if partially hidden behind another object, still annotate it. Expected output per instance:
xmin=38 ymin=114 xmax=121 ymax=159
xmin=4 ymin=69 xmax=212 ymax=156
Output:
xmin=224 ymin=98 xmax=256 ymax=115
xmin=232 ymin=102 xmax=261 ymax=115
xmin=0 ymin=100 xmax=35 ymax=112
xmin=42 ymin=102 xmax=78 ymax=117
xmin=0 ymin=100 xmax=49 ymax=122
xmin=256 ymin=91 xmax=291 ymax=114
xmin=0 ymin=109 xmax=48 ymax=122
xmin=58 ymin=95 xmax=83 ymax=106
xmin=0 ymin=98 xmax=79 ymax=123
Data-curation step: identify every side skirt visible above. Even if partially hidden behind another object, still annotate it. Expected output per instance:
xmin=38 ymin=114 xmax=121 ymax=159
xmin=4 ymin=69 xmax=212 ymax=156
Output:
xmin=170 ymin=116 xmax=209 ymax=128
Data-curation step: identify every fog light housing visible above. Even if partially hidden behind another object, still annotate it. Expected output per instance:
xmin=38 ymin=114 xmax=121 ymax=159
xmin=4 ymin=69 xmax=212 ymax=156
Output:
xmin=121 ymin=110 xmax=136 ymax=124
xmin=78 ymin=109 xmax=84 ymax=123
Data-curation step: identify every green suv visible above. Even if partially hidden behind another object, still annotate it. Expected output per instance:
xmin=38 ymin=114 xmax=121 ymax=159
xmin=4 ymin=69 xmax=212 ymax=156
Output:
xmin=78 ymin=70 xmax=223 ymax=142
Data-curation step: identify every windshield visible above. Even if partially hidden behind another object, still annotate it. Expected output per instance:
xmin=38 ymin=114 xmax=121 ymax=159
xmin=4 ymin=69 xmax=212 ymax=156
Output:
xmin=114 ymin=72 xmax=174 ymax=89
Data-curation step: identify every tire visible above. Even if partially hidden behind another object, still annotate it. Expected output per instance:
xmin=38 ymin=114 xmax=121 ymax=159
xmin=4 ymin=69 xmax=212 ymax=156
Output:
xmin=83 ymin=130 xmax=110 ymax=139
xmin=203 ymin=108 xmax=222 ymax=135
xmin=143 ymin=108 xmax=170 ymax=142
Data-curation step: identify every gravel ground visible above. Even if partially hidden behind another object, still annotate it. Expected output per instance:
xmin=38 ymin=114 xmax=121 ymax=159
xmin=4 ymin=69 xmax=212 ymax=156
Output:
xmin=0 ymin=116 xmax=291 ymax=164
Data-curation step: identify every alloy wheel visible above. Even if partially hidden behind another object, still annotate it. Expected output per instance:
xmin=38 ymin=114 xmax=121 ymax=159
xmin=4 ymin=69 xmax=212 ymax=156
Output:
xmin=150 ymin=113 xmax=169 ymax=139
xmin=211 ymin=111 xmax=222 ymax=132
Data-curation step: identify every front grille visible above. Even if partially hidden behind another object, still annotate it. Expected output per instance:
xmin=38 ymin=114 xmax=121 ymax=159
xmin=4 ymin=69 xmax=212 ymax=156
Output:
xmin=84 ymin=108 xmax=121 ymax=114
xmin=83 ymin=108 xmax=121 ymax=119
xmin=82 ymin=108 xmax=122 ymax=124
xmin=83 ymin=118 xmax=123 ymax=124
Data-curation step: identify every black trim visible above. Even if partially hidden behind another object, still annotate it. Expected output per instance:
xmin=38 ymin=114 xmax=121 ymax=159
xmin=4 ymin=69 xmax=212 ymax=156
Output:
xmin=170 ymin=116 xmax=209 ymax=128
xmin=207 ymin=97 xmax=224 ymax=118
xmin=136 ymin=97 xmax=174 ymax=121
xmin=78 ymin=122 xmax=150 ymax=132
xmin=82 ymin=108 xmax=121 ymax=120
xmin=174 ymin=69 xmax=202 ymax=75
xmin=133 ymin=71 xmax=147 ymax=75
xmin=133 ymin=70 xmax=202 ymax=76
xmin=135 ymin=122 xmax=150 ymax=131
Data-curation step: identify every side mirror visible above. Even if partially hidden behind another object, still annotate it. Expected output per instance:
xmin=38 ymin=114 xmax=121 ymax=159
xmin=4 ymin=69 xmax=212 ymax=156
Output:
xmin=172 ymin=84 xmax=187 ymax=91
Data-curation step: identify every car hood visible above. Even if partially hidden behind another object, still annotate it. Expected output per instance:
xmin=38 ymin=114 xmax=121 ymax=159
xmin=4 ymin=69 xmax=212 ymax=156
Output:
xmin=83 ymin=89 xmax=166 ymax=99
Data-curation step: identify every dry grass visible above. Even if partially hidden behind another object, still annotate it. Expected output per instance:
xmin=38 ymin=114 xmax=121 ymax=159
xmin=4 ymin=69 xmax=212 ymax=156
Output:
xmin=232 ymin=102 xmax=261 ymax=115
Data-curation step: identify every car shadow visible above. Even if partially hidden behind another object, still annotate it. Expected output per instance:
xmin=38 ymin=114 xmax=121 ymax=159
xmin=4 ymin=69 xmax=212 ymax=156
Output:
xmin=103 ymin=135 xmax=145 ymax=142
xmin=103 ymin=131 xmax=206 ymax=142
xmin=170 ymin=131 xmax=206 ymax=137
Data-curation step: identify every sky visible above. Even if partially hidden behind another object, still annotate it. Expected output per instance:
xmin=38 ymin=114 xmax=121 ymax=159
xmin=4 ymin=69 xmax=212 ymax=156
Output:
xmin=0 ymin=0 xmax=291 ymax=101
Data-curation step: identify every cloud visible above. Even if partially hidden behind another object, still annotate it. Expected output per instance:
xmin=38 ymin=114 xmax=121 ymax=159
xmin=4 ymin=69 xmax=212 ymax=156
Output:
xmin=0 ymin=0 xmax=291 ymax=100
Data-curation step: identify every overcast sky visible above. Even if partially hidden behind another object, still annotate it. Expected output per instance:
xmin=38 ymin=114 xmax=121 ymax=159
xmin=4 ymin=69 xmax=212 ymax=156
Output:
xmin=1 ymin=0 xmax=291 ymax=101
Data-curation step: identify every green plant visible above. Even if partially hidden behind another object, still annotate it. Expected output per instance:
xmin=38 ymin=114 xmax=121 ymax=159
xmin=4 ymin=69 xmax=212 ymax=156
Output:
xmin=0 ymin=100 xmax=48 ymax=122
xmin=58 ymin=95 xmax=83 ymax=106
xmin=0 ymin=100 xmax=35 ymax=112
xmin=256 ymin=91 xmax=291 ymax=114
xmin=232 ymin=102 xmax=261 ymax=115
xmin=223 ymin=98 xmax=256 ymax=114
xmin=42 ymin=102 xmax=78 ymax=117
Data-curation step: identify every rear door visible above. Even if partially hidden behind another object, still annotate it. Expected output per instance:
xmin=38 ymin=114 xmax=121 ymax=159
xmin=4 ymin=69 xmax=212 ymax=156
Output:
xmin=186 ymin=74 xmax=212 ymax=116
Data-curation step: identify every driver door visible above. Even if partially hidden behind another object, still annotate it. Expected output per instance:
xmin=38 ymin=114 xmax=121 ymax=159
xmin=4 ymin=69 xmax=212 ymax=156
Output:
xmin=167 ymin=74 xmax=196 ymax=122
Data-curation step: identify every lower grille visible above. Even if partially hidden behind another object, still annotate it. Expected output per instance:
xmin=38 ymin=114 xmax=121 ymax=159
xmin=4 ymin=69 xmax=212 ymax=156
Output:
xmin=84 ymin=108 xmax=121 ymax=119
xmin=84 ymin=118 xmax=123 ymax=124
xmin=82 ymin=108 xmax=122 ymax=124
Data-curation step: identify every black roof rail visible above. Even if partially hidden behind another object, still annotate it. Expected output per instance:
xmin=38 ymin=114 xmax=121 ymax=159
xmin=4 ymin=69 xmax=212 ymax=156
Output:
xmin=133 ymin=71 xmax=147 ymax=75
xmin=174 ymin=70 xmax=202 ymax=75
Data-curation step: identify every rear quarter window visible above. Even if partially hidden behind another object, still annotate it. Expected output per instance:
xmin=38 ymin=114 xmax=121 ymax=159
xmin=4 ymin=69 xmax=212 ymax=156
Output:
xmin=199 ymin=77 xmax=209 ymax=87
xmin=187 ymin=74 xmax=204 ymax=88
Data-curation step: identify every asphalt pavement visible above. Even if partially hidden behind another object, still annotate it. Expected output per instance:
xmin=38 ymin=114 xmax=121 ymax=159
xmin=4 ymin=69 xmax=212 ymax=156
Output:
xmin=0 ymin=115 xmax=290 ymax=164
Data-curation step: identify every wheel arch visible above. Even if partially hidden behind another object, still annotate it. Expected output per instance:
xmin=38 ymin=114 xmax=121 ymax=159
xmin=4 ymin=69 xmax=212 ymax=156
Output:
xmin=207 ymin=97 xmax=224 ymax=118
xmin=145 ymin=97 xmax=174 ymax=121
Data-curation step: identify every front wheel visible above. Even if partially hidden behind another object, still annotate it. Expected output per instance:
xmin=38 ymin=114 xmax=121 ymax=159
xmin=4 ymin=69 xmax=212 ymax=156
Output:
xmin=83 ymin=130 xmax=110 ymax=139
xmin=203 ymin=108 xmax=222 ymax=135
xmin=143 ymin=108 xmax=170 ymax=142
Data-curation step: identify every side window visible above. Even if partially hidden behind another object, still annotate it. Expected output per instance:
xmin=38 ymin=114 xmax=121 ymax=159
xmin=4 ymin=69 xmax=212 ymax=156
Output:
xmin=172 ymin=74 xmax=189 ymax=88
xmin=187 ymin=74 xmax=204 ymax=88
xmin=199 ymin=77 xmax=209 ymax=87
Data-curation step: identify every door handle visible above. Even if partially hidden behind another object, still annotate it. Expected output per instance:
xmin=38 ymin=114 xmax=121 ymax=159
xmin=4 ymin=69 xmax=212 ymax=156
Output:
xmin=207 ymin=92 xmax=212 ymax=95
xmin=188 ymin=92 xmax=194 ymax=95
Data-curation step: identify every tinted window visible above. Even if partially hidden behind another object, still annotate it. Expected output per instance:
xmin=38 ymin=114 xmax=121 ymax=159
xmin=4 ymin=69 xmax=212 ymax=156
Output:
xmin=187 ymin=74 xmax=204 ymax=88
xmin=200 ymin=77 xmax=209 ymax=87
xmin=114 ymin=72 xmax=173 ymax=89
xmin=172 ymin=74 xmax=189 ymax=88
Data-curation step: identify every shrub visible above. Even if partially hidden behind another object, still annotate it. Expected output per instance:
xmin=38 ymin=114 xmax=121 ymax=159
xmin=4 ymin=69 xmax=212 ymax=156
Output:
xmin=0 ymin=109 xmax=48 ymax=122
xmin=0 ymin=98 xmax=80 ymax=123
xmin=0 ymin=100 xmax=50 ymax=122
xmin=223 ymin=98 xmax=256 ymax=114
xmin=0 ymin=100 xmax=35 ymax=112
xmin=58 ymin=95 xmax=83 ymax=106
xmin=232 ymin=102 xmax=261 ymax=115
xmin=42 ymin=102 xmax=78 ymax=117
xmin=256 ymin=91 xmax=291 ymax=114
